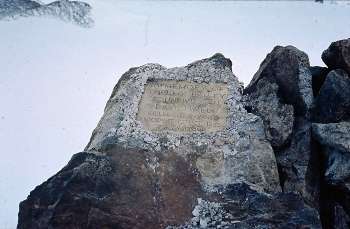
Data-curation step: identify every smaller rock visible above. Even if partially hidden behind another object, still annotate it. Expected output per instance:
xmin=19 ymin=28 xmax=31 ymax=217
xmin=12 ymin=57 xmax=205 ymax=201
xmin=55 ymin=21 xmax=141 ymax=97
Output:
xmin=322 ymin=38 xmax=350 ymax=75
xmin=313 ymin=69 xmax=350 ymax=123
xmin=310 ymin=66 xmax=329 ymax=96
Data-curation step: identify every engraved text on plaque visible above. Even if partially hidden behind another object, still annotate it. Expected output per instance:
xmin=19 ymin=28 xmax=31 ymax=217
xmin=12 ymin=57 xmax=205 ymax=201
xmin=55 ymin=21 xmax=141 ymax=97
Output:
xmin=137 ymin=80 xmax=228 ymax=133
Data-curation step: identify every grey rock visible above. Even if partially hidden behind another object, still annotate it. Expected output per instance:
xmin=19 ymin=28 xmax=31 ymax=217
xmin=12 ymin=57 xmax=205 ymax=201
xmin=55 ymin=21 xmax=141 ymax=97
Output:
xmin=313 ymin=69 xmax=350 ymax=123
xmin=243 ymin=79 xmax=294 ymax=149
xmin=245 ymin=45 xmax=313 ymax=116
xmin=322 ymin=38 xmax=350 ymax=75
xmin=312 ymin=122 xmax=350 ymax=224
xmin=86 ymin=53 xmax=281 ymax=193
xmin=244 ymin=46 xmax=318 ymax=207
xmin=0 ymin=0 xmax=93 ymax=27
xmin=18 ymin=54 xmax=282 ymax=229
xmin=312 ymin=122 xmax=350 ymax=153
xmin=169 ymin=182 xmax=321 ymax=229
xmin=312 ymin=122 xmax=350 ymax=187
xmin=0 ymin=0 xmax=40 ymax=16
xmin=276 ymin=117 xmax=321 ymax=207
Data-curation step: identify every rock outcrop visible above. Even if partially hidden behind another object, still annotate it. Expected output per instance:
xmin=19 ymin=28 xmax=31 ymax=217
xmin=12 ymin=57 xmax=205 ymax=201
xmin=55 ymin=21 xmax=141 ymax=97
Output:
xmin=18 ymin=39 xmax=350 ymax=228
xmin=322 ymin=38 xmax=350 ymax=75
xmin=18 ymin=54 xmax=294 ymax=229
xmin=0 ymin=0 xmax=93 ymax=27
xmin=313 ymin=122 xmax=350 ymax=227
xmin=244 ymin=45 xmax=319 ymax=208
xmin=313 ymin=69 xmax=350 ymax=123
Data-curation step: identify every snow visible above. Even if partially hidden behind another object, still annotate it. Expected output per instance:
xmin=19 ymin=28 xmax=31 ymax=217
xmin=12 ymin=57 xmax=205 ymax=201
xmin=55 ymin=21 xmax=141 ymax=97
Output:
xmin=1 ymin=0 xmax=350 ymax=227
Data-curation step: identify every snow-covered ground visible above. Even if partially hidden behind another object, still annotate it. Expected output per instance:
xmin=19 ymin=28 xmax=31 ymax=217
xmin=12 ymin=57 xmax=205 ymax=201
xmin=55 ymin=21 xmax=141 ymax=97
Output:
xmin=1 ymin=1 xmax=350 ymax=228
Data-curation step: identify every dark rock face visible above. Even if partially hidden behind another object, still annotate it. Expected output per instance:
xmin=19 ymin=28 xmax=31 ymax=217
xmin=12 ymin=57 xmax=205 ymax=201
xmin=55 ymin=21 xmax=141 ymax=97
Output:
xmin=222 ymin=183 xmax=321 ymax=229
xmin=18 ymin=153 xmax=321 ymax=229
xmin=313 ymin=69 xmax=350 ymax=123
xmin=310 ymin=66 xmax=329 ymax=96
xmin=322 ymin=38 xmax=350 ymax=75
xmin=312 ymin=122 xmax=350 ymax=228
xmin=18 ymin=148 xmax=204 ymax=229
xmin=244 ymin=45 xmax=319 ymax=208
xmin=171 ymin=183 xmax=321 ymax=229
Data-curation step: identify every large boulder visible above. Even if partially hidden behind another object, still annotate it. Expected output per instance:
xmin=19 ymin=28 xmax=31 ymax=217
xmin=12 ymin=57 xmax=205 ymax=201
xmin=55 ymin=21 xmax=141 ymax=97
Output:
xmin=313 ymin=69 xmax=350 ymax=123
xmin=245 ymin=45 xmax=313 ymax=116
xmin=18 ymin=54 xmax=285 ymax=229
xmin=322 ymin=38 xmax=350 ymax=75
xmin=244 ymin=46 xmax=319 ymax=207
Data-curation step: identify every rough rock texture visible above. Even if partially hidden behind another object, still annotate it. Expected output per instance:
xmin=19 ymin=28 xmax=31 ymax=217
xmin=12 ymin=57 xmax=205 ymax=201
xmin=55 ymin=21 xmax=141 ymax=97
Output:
xmin=19 ymin=37 xmax=350 ymax=228
xmin=18 ymin=151 xmax=320 ymax=229
xmin=313 ymin=69 xmax=350 ymax=123
xmin=312 ymin=122 xmax=350 ymax=228
xmin=243 ymin=79 xmax=294 ymax=149
xmin=0 ymin=0 xmax=93 ymax=27
xmin=169 ymin=183 xmax=321 ymax=229
xmin=244 ymin=45 xmax=319 ymax=208
xmin=322 ymin=38 xmax=350 ymax=74
xmin=85 ymin=53 xmax=280 ymax=193
xmin=18 ymin=54 xmax=293 ymax=229
xmin=18 ymin=150 xmax=204 ymax=229
xmin=245 ymin=45 xmax=313 ymax=116
xmin=310 ymin=66 xmax=329 ymax=96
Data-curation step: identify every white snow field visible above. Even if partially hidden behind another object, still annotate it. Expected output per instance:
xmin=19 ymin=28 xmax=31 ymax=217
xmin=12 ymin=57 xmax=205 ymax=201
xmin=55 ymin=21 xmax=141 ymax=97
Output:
xmin=1 ymin=0 xmax=350 ymax=228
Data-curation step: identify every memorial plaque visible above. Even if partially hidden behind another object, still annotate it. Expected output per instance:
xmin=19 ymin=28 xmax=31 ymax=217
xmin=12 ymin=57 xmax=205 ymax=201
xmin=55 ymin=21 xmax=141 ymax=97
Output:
xmin=137 ymin=80 xmax=228 ymax=133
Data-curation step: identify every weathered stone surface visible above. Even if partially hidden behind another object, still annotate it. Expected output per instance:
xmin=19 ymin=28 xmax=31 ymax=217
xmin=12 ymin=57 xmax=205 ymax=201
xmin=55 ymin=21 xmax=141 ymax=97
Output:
xmin=322 ymin=38 xmax=350 ymax=74
xmin=276 ymin=117 xmax=321 ymax=209
xmin=312 ymin=122 xmax=350 ymax=187
xmin=18 ymin=54 xmax=283 ymax=229
xmin=245 ymin=45 xmax=313 ymax=116
xmin=313 ymin=69 xmax=350 ymax=123
xmin=244 ymin=46 xmax=318 ymax=208
xmin=312 ymin=122 xmax=350 ymax=153
xmin=18 ymin=149 xmax=206 ymax=229
xmin=312 ymin=122 xmax=350 ymax=227
xmin=244 ymin=79 xmax=294 ymax=149
xmin=18 ymin=153 xmax=320 ymax=229
xmin=169 ymin=183 xmax=321 ymax=229
xmin=85 ymin=53 xmax=280 ymax=193
xmin=310 ymin=66 xmax=329 ymax=96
